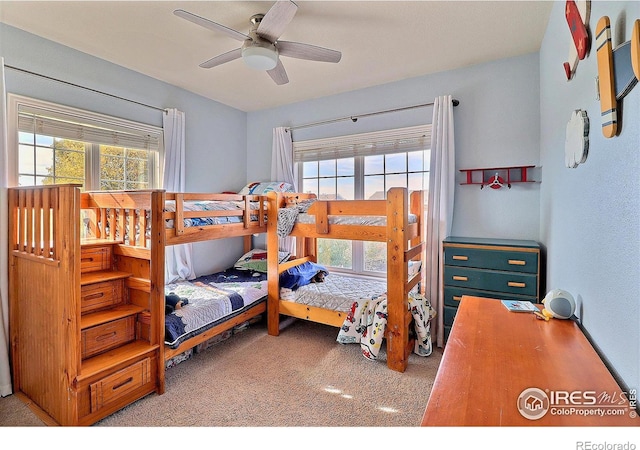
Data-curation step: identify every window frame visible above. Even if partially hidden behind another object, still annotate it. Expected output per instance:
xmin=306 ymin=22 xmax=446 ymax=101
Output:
xmin=7 ymin=93 xmax=163 ymax=190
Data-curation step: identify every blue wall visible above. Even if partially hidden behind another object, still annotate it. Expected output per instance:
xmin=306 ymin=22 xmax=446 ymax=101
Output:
xmin=248 ymin=52 xmax=541 ymax=241
xmin=0 ymin=23 xmax=249 ymax=274
xmin=540 ymin=1 xmax=639 ymax=392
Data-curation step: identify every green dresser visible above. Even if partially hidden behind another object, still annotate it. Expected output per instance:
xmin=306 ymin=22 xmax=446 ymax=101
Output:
xmin=443 ymin=237 xmax=542 ymax=342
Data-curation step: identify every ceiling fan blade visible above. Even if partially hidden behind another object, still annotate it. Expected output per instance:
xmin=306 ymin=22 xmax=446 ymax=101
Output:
xmin=277 ymin=41 xmax=342 ymax=63
xmin=174 ymin=9 xmax=249 ymax=42
xmin=257 ymin=0 xmax=298 ymax=43
xmin=199 ymin=48 xmax=242 ymax=69
xmin=267 ymin=60 xmax=289 ymax=85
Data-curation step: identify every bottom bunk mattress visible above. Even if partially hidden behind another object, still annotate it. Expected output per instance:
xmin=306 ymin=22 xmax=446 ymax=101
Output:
xmin=164 ymin=268 xmax=267 ymax=349
xmin=280 ymin=273 xmax=387 ymax=311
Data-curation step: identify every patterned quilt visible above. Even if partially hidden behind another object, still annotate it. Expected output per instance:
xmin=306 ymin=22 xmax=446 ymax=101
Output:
xmin=164 ymin=200 xmax=262 ymax=229
xmin=336 ymin=291 xmax=436 ymax=360
xmin=164 ymin=268 xmax=267 ymax=348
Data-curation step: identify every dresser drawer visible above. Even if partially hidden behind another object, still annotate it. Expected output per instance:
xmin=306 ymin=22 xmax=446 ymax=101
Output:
xmin=81 ymin=280 xmax=124 ymax=314
xmin=444 ymin=266 xmax=538 ymax=297
xmin=89 ymin=358 xmax=151 ymax=413
xmin=81 ymin=246 xmax=112 ymax=273
xmin=444 ymin=246 xmax=538 ymax=274
xmin=82 ymin=317 xmax=135 ymax=359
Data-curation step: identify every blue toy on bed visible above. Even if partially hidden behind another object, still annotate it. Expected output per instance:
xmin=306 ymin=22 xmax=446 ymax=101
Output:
xmin=279 ymin=261 xmax=329 ymax=291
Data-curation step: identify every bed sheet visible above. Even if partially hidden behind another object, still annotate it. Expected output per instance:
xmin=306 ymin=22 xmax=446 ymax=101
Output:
xmin=280 ymin=273 xmax=388 ymax=312
xmin=164 ymin=199 xmax=264 ymax=229
xmin=164 ymin=268 xmax=267 ymax=348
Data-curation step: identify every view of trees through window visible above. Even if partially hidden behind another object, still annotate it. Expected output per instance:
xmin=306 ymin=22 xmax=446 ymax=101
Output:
xmin=18 ymin=132 xmax=152 ymax=191
xmin=301 ymin=149 xmax=429 ymax=276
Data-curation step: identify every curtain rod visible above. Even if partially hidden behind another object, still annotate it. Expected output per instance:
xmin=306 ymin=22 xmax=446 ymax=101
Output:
xmin=287 ymin=98 xmax=459 ymax=132
xmin=5 ymin=64 xmax=166 ymax=113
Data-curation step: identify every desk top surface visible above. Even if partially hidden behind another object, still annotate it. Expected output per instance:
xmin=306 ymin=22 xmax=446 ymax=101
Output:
xmin=421 ymin=296 xmax=638 ymax=426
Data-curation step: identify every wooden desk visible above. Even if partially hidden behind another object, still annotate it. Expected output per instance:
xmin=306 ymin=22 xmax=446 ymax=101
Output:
xmin=421 ymin=295 xmax=639 ymax=426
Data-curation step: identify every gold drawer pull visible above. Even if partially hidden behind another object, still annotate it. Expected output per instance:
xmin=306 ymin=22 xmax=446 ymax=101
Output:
xmin=452 ymin=276 xmax=468 ymax=281
xmin=508 ymin=281 xmax=526 ymax=288
xmin=452 ymin=255 xmax=469 ymax=261
xmin=453 ymin=296 xmax=462 ymax=302
xmin=508 ymin=259 xmax=526 ymax=266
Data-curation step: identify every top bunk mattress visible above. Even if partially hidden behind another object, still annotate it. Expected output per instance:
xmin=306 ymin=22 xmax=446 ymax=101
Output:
xmin=164 ymin=199 xmax=264 ymax=229
xmin=295 ymin=213 xmax=418 ymax=227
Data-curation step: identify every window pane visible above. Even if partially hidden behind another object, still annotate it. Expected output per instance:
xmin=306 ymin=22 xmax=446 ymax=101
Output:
xmin=35 ymin=135 xmax=53 ymax=147
xmin=364 ymin=155 xmax=383 ymax=175
xmin=364 ymin=175 xmax=384 ymax=199
xmin=303 ymin=161 xmax=318 ymax=178
xmin=318 ymin=239 xmax=352 ymax=269
xmin=385 ymin=153 xmax=406 ymax=173
xmin=408 ymin=150 xmax=424 ymax=172
xmin=100 ymin=146 xmax=151 ymax=190
xmin=385 ymin=173 xmax=406 ymax=188
xmin=302 ymin=178 xmax=317 ymax=194
xmin=319 ymin=159 xmax=336 ymax=177
xmin=55 ymin=150 xmax=85 ymax=181
xmin=337 ymin=177 xmax=354 ymax=200
xmin=336 ymin=158 xmax=354 ymax=176
xmin=18 ymin=132 xmax=33 ymax=145
xmin=19 ymin=175 xmax=35 ymax=186
xmin=35 ymin=147 xmax=53 ymax=175
xmin=408 ymin=172 xmax=424 ymax=191
xmin=364 ymin=241 xmax=386 ymax=273
xmin=18 ymin=144 xmax=34 ymax=174
xmin=318 ymin=178 xmax=336 ymax=199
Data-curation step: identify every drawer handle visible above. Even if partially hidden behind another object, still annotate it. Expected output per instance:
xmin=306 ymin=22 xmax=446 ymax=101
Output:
xmin=96 ymin=332 xmax=117 ymax=341
xmin=81 ymin=257 xmax=95 ymax=263
xmin=112 ymin=377 xmax=134 ymax=391
xmin=452 ymin=276 xmax=468 ymax=281
xmin=508 ymin=259 xmax=526 ymax=266
xmin=508 ymin=281 xmax=526 ymax=288
xmin=84 ymin=292 xmax=105 ymax=301
xmin=452 ymin=296 xmax=462 ymax=302
xmin=452 ymin=255 xmax=468 ymax=261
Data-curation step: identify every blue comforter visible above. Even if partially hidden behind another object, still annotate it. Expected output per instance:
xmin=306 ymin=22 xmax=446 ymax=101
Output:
xmin=279 ymin=261 xmax=329 ymax=291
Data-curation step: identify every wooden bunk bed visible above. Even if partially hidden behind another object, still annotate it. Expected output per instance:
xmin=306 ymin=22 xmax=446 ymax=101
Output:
xmin=8 ymin=184 xmax=268 ymax=425
xmin=266 ymin=187 xmax=425 ymax=373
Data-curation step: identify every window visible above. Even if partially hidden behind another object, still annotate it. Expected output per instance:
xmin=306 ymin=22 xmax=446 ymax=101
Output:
xmin=294 ymin=125 xmax=430 ymax=277
xmin=8 ymin=94 xmax=162 ymax=190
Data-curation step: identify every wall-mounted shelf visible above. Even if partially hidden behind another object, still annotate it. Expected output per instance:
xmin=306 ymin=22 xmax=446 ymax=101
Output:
xmin=460 ymin=165 xmax=536 ymax=189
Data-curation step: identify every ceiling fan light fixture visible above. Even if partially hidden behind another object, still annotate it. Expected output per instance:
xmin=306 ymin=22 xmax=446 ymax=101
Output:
xmin=242 ymin=45 xmax=278 ymax=70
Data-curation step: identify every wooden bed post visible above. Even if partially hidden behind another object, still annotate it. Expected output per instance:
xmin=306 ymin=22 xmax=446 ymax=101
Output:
xmin=386 ymin=187 xmax=410 ymax=373
xmin=266 ymin=192 xmax=280 ymax=336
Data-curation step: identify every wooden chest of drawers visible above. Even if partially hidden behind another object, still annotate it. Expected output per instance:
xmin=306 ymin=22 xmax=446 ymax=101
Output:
xmin=442 ymin=237 xmax=542 ymax=341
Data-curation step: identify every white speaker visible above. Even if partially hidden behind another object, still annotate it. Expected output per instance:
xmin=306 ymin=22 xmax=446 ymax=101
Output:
xmin=542 ymin=289 xmax=576 ymax=319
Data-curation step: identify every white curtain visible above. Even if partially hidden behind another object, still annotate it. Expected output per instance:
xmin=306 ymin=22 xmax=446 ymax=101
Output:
xmin=425 ymin=95 xmax=455 ymax=347
xmin=0 ymin=59 xmax=13 ymax=396
xmin=163 ymin=108 xmax=195 ymax=283
xmin=271 ymin=127 xmax=296 ymax=254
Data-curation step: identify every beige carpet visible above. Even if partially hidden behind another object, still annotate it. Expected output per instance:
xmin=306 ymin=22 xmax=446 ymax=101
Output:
xmin=0 ymin=318 xmax=442 ymax=427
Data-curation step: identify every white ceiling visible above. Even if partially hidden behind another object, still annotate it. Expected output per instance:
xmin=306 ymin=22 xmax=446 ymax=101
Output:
xmin=0 ymin=1 xmax=553 ymax=112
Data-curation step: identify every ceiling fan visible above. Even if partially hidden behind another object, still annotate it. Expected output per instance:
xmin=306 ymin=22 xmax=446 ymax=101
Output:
xmin=174 ymin=0 xmax=342 ymax=85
